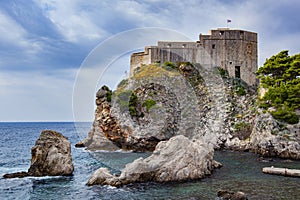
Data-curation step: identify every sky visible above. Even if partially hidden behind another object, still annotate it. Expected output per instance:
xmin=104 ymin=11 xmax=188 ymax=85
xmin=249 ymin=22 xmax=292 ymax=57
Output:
xmin=0 ymin=0 xmax=300 ymax=122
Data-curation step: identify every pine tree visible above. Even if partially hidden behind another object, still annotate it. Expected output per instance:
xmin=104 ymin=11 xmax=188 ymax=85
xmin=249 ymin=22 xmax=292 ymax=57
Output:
xmin=256 ymin=50 xmax=300 ymax=124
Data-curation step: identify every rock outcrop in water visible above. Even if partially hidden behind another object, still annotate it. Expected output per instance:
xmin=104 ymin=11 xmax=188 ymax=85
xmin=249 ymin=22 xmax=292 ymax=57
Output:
xmin=87 ymin=135 xmax=222 ymax=186
xmin=3 ymin=130 xmax=74 ymax=178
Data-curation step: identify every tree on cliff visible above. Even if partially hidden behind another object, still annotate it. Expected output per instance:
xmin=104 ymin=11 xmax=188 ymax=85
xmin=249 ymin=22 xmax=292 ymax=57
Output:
xmin=256 ymin=50 xmax=300 ymax=124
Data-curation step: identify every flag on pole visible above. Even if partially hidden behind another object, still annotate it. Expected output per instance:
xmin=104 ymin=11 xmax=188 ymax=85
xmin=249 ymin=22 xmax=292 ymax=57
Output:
xmin=227 ymin=19 xmax=232 ymax=23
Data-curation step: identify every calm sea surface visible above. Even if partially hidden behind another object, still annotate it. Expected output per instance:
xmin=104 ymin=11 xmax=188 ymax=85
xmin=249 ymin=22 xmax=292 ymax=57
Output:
xmin=0 ymin=122 xmax=299 ymax=200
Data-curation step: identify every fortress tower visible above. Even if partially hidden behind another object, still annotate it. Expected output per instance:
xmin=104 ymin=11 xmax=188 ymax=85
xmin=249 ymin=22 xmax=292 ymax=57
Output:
xmin=130 ymin=28 xmax=258 ymax=86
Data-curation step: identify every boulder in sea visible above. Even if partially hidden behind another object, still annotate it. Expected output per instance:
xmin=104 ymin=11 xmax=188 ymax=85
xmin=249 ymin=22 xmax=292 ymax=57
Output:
xmin=3 ymin=130 xmax=74 ymax=178
xmin=28 ymin=130 xmax=74 ymax=176
xmin=87 ymin=135 xmax=222 ymax=186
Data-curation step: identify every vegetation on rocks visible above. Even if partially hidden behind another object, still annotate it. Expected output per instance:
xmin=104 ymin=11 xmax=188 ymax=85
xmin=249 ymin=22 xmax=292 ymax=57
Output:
xmin=117 ymin=78 xmax=129 ymax=89
xmin=129 ymin=92 xmax=138 ymax=117
xmin=234 ymin=121 xmax=252 ymax=140
xmin=114 ymin=90 xmax=133 ymax=112
xmin=217 ymin=67 xmax=228 ymax=79
xmin=256 ymin=50 xmax=300 ymax=124
xmin=133 ymin=63 xmax=180 ymax=80
xmin=163 ymin=61 xmax=177 ymax=70
xmin=143 ymin=99 xmax=156 ymax=112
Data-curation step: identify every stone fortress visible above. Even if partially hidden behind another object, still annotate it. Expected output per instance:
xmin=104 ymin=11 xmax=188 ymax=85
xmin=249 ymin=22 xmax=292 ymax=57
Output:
xmin=130 ymin=28 xmax=258 ymax=86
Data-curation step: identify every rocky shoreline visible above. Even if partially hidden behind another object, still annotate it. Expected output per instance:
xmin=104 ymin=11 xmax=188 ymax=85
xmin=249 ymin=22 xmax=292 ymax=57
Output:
xmin=73 ymin=63 xmax=300 ymax=187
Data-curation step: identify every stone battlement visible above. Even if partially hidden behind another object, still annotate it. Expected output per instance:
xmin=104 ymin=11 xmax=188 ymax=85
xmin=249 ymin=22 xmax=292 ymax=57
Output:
xmin=130 ymin=28 xmax=258 ymax=86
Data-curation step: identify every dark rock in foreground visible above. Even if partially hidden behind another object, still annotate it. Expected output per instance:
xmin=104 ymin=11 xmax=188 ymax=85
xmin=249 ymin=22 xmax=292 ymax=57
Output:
xmin=75 ymin=141 xmax=85 ymax=148
xmin=87 ymin=135 xmax=222 ymax=186
xmin=3 ymin=130 xmax=74 ymax=178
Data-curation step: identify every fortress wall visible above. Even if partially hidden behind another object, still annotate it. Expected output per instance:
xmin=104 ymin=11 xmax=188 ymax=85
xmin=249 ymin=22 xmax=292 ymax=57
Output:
xmin=155 ymin=42 xmax=197 ymax=64
xmin=130 ymin=52 xmax=146 ymax=76
xmin=130 ymin=29 xmax=258 ymax=86
xmin=199 ymin=29 xmax=258 ymax=85
xmin=130 ymin=47 xmax=154 ymax=76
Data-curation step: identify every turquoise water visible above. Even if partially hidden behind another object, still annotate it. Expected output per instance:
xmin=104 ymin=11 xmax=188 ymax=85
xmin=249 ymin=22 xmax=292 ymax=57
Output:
xmin=0 ymin=122 xmax=299 ymax=199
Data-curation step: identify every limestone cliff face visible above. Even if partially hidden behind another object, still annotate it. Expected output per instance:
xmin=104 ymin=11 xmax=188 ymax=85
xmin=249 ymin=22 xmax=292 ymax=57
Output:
xmin=79 ymin=63 xmax=300 ymax=159
xmin=249 ymin=112 xmax=300 ymax=159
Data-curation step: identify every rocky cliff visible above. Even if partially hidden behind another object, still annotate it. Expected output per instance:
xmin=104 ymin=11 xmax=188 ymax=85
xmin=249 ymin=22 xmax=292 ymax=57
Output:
xmin=78 ymin=62 xmax=300 ymax=160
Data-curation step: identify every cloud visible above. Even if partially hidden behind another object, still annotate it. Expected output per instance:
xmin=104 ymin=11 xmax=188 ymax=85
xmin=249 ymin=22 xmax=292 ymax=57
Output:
xmin=1 ymin=0 xmax=300 ymax=121
xmin=0 ymin=11 xmax=34 ymax=50
xmin=34 ymin=0 xmax=108 ymax=43
xmin=0 ymin=68 xmax=77 ymax=122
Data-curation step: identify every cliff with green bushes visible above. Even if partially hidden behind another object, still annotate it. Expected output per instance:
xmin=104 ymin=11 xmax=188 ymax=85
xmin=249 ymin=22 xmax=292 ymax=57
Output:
xmin=78 ymin=51 xmax=300 ymax=159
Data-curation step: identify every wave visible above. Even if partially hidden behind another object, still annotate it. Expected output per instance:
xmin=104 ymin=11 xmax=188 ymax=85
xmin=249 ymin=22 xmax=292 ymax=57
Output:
xmin=79 ymin=148 xmax=134 ymax=153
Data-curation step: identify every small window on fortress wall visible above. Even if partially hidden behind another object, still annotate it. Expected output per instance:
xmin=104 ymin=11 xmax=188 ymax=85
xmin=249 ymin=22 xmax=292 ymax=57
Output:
xmin=167 ymin=44 xmax=171 ymax=48
xmin=240 ymin=31 xmax=244 ymax=39
xmin=182 ymin=44 xmax=186 ymax=48
xmin=219 ymin=31 xmax=224 ymax=36
xmin=212 ymin=44 xmax=216 ymax=49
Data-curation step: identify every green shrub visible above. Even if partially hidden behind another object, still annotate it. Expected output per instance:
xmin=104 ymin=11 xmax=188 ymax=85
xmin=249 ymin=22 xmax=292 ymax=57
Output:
xmin=129 ymin=93 xmax=138 ymax=117
xmin=117 ymin=79 xmax=128 ymax=88
xmin=163 ymin=61 xmax=176 ymax=69
xmin=234 ymin=121 xmax=251 ymax=131
xmin=236 ymin=86 xmax=246 ymax=96
xmin=258 ymin=102 xmax=271 ymax=109
xmin=129 ymin=106 xmax=137 ymax=117
xmin=162 ymin=65 xmax=176 ymax=72
xmin=234 ymin=121 xmax=252 ymax=140
xmin=143 ymin=99 xmax=156 ymax=112
xmin=271 ymin=108 xmax=299 ymax=124
xmin=217 ymin=67 xmax=228 ymax=78
xmin=106 ymin=90 xmax=112 ymax=102
xmin=115 ymin=90 xmax=133 ymax=112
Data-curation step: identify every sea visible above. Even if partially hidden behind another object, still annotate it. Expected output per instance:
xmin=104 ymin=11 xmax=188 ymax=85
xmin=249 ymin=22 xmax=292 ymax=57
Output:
xmin=0 ymin=122 xmax=300 ymax=200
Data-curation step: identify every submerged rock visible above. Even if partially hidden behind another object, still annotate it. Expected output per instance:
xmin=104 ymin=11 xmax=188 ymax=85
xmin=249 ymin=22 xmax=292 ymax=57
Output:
xmin=3 ymin=130 xmax=74 ymax=178
xmin=75 ymin=141 xmax=85 ymax=148
xmin=87 ymin=135 xmax=222 ymax=186
xmin=217 ymin=190 xmax=248 ymax=200
xmin=3 ymin=171 xmax=29 ymax=179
